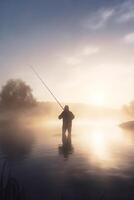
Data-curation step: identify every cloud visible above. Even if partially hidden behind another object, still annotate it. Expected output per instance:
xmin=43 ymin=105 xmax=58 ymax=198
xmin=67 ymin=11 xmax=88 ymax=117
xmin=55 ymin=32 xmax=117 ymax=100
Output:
xmin=82 ymin=1 xmax=134 ymax=31
xmin=116 ymin=0 xmax=134 ymax=23
xmin=64 ymin=56 xmax=81 ymax=65
xmin=82 ymin=46 xmax=99 ymax=56
xmin=83 ymin=9 xmax=114 ymax=30
xmin=63 ymin=46 xmax=100 ymax=65
xmin=123 ymin=32 xmax=134 ymax=44
xmin=117 ymin=11 xmax=134 ymax=23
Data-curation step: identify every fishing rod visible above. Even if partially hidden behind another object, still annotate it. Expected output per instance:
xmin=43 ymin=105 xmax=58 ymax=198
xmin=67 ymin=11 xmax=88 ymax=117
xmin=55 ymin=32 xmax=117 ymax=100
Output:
xmin=30 ymin=66 xmax=64 ymax=110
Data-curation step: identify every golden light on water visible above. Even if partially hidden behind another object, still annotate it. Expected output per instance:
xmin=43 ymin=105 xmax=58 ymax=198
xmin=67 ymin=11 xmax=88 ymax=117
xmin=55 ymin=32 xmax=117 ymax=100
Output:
xmin=29 ymin=116 xmax=134 ymax=173
xmin=89 ymin=130 xmax=110 ymax=160
xmin=77 ymin=120 xmax=134 ymax=171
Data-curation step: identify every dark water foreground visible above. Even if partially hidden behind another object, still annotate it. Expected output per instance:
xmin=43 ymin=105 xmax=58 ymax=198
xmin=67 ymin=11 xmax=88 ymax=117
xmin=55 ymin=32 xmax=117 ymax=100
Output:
xmin=0 ymin=119 xmax=134 ymax=200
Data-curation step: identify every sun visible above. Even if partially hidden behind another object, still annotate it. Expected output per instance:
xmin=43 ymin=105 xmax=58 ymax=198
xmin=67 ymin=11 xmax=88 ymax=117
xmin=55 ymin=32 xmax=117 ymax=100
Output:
xmin=90 ymin=92 xmax=106 ymax=106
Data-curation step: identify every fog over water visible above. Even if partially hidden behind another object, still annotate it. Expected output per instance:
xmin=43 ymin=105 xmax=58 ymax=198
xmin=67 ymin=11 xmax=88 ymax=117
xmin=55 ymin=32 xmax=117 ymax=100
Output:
xmin=0 ymin=110 xmax=134 ymax=200
xmin=1 ymin=0 xmax=134 ymax=199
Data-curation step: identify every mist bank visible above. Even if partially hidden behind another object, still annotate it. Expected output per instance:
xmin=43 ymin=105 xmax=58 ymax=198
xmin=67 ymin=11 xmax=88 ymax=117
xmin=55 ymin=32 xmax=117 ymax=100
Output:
xmin=0 ymin=78 xmax=128 ymax=123
xmin=0 ymin=100 xmax=124 ymax=122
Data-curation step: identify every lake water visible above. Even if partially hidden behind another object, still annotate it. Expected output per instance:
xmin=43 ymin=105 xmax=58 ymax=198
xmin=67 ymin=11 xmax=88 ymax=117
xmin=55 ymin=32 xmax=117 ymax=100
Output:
xmin=0 ymin=118 xmax=134 ymax=200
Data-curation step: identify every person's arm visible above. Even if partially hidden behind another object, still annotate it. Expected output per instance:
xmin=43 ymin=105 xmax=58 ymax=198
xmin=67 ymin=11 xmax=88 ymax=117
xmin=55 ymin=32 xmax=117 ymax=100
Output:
xmin=71 ymin=112 xmax=75 ymax=120
xmin=58 ymin=112 xmax=64 ymax=119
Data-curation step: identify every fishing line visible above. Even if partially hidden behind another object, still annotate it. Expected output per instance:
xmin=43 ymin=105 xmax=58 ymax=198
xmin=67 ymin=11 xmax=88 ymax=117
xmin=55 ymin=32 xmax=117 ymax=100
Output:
xmin=30 ymin=66 xmax=64 ymax=110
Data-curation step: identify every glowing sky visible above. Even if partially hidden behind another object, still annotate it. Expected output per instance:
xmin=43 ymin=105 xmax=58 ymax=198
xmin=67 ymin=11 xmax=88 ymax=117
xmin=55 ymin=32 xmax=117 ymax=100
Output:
xmin=1 ymin=0 xmax=134 ymax=108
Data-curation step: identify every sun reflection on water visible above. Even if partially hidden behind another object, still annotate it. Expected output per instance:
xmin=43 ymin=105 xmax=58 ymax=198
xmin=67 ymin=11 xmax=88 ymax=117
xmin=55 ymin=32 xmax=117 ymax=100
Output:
xmin=28 ymin=117 xmax=134 ymax=173
xmin=76 ymin=120 xmax=134 ymax=171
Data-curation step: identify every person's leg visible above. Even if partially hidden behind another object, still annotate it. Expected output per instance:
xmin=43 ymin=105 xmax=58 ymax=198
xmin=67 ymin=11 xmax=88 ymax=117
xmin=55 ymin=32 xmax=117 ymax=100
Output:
xmin=67 ymin=126 xmax=72 ymax=144
xmin=68 ymin=126 xmax=72 ymax=136
xmin=62 ymin=126 xmax=66 ymax=144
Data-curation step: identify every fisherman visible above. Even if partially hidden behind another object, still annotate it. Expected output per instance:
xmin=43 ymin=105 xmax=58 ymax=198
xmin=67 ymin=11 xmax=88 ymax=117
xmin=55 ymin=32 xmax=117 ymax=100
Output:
xmin=58 ymin=105 xmax=75 ymax=142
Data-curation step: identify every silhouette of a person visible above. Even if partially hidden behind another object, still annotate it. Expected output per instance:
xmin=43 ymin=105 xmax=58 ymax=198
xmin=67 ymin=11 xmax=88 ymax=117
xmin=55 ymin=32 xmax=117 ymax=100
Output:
xmin=58 ymin=105 xmax=75 ymax=143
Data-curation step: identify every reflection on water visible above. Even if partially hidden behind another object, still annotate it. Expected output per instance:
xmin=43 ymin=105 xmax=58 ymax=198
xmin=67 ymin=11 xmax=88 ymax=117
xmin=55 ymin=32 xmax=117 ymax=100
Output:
xmin=0 ymin=120 xmax=34 ymax=160
xmin=0 ymin=118 xmax=134 ymax=199
xmin=74 ymin=121 xmax=134 ymax=178
xmin=58 ymin=133 xmax=74 ymax=159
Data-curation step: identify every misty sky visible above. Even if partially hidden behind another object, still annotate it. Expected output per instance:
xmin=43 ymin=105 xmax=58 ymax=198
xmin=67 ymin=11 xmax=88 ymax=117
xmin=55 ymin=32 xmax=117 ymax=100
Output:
xmin=1 ymin=0 xmax=134 ymax=108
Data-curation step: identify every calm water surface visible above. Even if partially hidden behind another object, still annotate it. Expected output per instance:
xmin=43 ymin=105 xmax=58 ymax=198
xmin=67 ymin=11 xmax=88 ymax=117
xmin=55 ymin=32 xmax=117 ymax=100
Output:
xmin=0 ymin=118 xmax=134 ymax=200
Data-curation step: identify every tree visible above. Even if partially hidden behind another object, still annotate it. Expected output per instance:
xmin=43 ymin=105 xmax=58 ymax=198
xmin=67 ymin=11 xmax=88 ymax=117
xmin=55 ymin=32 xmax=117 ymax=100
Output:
xmin=0 ymin=79 xmax=37 ymax=109
xmin=122 ymin=101 xmax=134 ymax=117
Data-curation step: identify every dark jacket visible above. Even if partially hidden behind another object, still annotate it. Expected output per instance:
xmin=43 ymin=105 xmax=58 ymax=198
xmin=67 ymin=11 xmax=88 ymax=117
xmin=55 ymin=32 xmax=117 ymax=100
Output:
xmin=59 ymin=110 xmax=75 ymax=127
